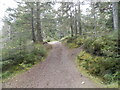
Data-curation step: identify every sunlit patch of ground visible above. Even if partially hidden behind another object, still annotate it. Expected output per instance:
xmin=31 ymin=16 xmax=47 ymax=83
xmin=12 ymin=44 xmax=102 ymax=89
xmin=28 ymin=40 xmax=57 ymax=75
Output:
xmin=48 ymin=41 xmax=60 ymax=45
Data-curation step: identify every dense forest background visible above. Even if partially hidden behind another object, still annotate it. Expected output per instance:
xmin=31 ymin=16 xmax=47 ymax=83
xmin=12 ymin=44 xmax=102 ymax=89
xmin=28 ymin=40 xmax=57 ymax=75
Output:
xmin=0 ymin=0 xmax=119 ymax=88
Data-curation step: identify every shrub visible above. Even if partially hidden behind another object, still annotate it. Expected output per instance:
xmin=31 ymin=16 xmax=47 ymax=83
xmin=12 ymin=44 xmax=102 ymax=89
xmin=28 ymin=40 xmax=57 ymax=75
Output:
xmin=33 ymin=44 xmax=47 ymax=57
xmin=2 ymin=43 xmax=47 ymax=79
xmin=77 ymin=51 xmax=119 ymax=84
xmin=46 ymin=39 xmax=50 ymax=42
xmin=62 ymin=36 xmax=85 ymax=48
xmin=63 ymin=31 xmax=119 ymax=85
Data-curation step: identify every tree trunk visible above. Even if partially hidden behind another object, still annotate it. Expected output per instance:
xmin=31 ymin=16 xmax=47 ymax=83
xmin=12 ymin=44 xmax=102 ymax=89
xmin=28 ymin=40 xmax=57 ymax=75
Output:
xmin=91 ymin=2 xmax=96 ymax=35
xmin=70 ymin=12 xmax=74 ymax=37
xmin=74 ymin=6 xmax=78 ymax=36
xmin=78 ymin=1 xmax=82 ymax=35
xmin=112 ymin=2 xmax=119 ymax=56
xmin=31 ymin=7 xmax=36 ymax=43
xmin=112 ymin=2 xmax=118 ymax=31
xmin=36 ymin=2 xmax=43 ymax=42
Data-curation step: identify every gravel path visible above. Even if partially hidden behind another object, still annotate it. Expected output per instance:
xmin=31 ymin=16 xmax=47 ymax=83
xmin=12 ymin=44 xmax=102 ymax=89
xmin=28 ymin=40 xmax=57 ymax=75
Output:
xmin=2 ymin=41 xmax=100 ymax=88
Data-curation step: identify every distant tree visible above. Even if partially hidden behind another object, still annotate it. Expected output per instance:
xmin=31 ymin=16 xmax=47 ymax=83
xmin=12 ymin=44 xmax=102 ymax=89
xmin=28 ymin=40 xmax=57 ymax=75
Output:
xmin=112 ymin=2 xmax=118 ymax=31
xmin=70 ymin=10 xmax=74 ymax=37
xmin=36 ymin=2 xmax=43 ymax=42
xmin=91 ymin=2 xmax=96 ymax=33
xmin=74 ymin=4 xmax=78 ymax=36
xmin=26 ymin=2 xmax=36 ymax=43
xmin=78 ymin=1 xmax=82 ymax=35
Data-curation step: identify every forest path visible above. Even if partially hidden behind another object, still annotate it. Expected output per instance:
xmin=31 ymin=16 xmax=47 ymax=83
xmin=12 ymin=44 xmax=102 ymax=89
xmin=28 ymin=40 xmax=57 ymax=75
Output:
xmin=3 ymin=41 xmax=100 ymax=88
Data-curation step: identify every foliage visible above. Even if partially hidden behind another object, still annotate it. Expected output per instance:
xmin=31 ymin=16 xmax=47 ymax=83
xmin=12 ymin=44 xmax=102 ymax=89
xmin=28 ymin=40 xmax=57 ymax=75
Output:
xmin=1 ymin=1 xmax=119 ymax=88
xmin=63 ymin=31 xmax=119 ymax=86
xmin=83 ymin=33 xmax=118 ymax=85
xmin=84 ymin=31 xmax=118 ymax=58
xmin=77 ymin=51 xmax=119 ymax=84
xmin=62 ymin=36 xmax=85 ymax=48
xmin=2 ymin=44 xmax=47 ymax=79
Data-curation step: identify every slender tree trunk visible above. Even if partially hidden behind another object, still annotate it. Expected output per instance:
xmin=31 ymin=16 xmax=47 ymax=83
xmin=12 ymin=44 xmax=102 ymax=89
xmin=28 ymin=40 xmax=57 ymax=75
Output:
xmin=70 ymin=12 xmax=74 ymax=37
xmin=91 ymin=2 xmax=96 ymax=35
xmin=78 ymin=1 xmax=82 ymax=35
xmin=74 ymin=6 xmax=78 ymax=36
xmin=112 ymin=2 xmax=119 ymax=56
xmin=31 ymin=7 xmax=36 ymax=43
xmin=118 ymin=2 xmax=120 ymax=55
xmin=112 ymin=2 xmax=118 ymax=31
xmin=36 ymin=2 xmax=43 ymax=42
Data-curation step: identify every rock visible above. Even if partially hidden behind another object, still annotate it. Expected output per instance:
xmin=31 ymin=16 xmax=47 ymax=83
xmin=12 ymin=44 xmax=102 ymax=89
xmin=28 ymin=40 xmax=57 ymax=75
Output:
xmin=81 ymin=81 xmax=85 ymax=84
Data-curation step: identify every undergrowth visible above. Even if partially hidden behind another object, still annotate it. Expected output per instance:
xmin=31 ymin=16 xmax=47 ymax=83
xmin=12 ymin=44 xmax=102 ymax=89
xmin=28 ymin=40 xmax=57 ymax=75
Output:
xmin=62 ymin=31 xmax=119 ymax=88
xmin=1 ymin=43 xmax=47 ymax=81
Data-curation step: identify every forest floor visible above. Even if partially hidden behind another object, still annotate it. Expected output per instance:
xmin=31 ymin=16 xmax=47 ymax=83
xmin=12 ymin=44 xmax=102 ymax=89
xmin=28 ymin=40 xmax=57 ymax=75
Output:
xmin=2 ymin=41 xmax=102 ymax=88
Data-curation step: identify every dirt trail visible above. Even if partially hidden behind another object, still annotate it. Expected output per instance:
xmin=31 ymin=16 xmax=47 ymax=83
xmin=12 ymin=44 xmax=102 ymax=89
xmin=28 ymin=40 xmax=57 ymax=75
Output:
xmin=2 ymin=41 xmax=100 ymax=88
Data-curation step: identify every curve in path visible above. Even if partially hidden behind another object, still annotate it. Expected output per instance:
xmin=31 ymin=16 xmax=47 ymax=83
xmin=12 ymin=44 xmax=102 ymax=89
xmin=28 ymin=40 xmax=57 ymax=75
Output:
xmin=3 ymin=41 xmax=100 ymax=88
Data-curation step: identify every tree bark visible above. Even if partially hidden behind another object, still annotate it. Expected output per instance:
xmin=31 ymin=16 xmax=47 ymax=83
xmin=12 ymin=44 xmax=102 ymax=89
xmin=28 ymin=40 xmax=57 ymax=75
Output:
xmin=112 ymin=2 xmax=118 ymax=31
xmin=70 ymin=12 xmax=74 ymax=37
xmin=74 ymin=5 xmax=78 ymax=36
xmin=36 ymin=2 xmax=43 ymax=42
xmin=31 ymin=6 xmax=36 ymax=43
xmin=78 ymin=1 xmax=82 ymax=35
